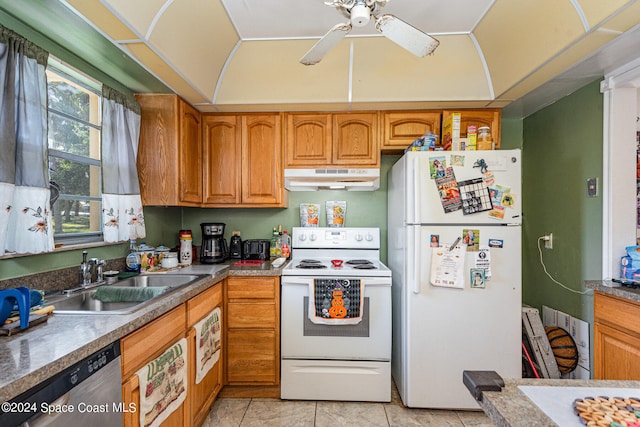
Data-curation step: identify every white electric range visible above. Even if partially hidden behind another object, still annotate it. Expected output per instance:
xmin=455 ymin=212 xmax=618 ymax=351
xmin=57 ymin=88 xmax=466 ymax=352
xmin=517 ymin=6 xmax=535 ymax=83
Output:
xmin=280 ymin=227 xmax=392 ymax=402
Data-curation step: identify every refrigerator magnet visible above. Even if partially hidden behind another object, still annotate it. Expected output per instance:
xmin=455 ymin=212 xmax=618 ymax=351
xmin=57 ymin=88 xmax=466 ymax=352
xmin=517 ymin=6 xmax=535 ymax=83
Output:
xmin=429 ymin=234 xmax=440 ymax=248
xmin=470 ymin=268 xmax=486 ymax=288
xmin=488 ymin=239 xmax=504 ymax=248
xmin=429 ymin=156 xmax=447 ymax=179
xmin=462 ymin=229 xmax=480 ymax=252
xmin=473 ymin=246 xmax=492 ymax=279
xmin=450 ymin=154 xmax=465 ymax=166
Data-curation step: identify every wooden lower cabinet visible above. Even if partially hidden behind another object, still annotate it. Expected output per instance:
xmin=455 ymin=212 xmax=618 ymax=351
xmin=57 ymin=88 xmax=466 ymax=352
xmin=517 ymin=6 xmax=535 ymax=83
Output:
xmin=120 ymin=281 xmax=224 ymax=427
xmin=594 ymin=291 xmax=640 ymax=379
xmin=121 ymin=305 xmax=188 ymax=427
xmin=187 ymin=282 xmax=223 ymax=427
xmin=222 ymin=276 xmax=280 ymax=398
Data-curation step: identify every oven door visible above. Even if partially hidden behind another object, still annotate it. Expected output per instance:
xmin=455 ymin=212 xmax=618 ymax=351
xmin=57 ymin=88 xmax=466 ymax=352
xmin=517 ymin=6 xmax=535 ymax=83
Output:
xmin=281 ymin=276 xmax=391 ymax=361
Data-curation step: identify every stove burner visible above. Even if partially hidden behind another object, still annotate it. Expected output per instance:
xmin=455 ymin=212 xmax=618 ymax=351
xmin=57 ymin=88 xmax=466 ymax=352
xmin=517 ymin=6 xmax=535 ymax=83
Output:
xmin=296 ymin=261 xmax=327 ymax=269
xmin=353 ymin=264 xmax=377 ymax=270
xmin=346 ymin=259 xmax=374 ymax=265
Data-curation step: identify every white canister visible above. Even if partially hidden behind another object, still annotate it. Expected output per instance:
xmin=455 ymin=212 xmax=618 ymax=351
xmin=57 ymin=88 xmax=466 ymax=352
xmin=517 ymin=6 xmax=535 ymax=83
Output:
xmin=179 ymin=230 xmax=192 ymax=265
xmin=161 ymin=252 xmax=179 ymax=269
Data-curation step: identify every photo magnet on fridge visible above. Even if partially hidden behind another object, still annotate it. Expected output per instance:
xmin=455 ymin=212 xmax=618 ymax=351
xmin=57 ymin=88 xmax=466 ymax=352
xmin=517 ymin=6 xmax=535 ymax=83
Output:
xmin=470 ymin=268 xmax=486 ymax=288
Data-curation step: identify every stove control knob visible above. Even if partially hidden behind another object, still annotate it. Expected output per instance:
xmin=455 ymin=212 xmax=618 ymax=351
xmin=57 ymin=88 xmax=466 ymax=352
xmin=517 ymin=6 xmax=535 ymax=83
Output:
xmin=365 ymin=233 xmax=374 ymax=241
xmin=299 ymin=234 xmax=307 ymax=241
xmin=355 ymin=233 xmax=363 ymax=241
xmin=309 ymin=233 xmax=317 ymax=241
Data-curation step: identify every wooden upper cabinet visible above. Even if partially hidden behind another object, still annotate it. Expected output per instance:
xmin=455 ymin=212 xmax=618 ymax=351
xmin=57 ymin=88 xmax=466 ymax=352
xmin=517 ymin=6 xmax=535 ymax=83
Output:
xmin=242 ymin=114 xmax=284 ymax=205
xmin=382 ymin=111 xmax=442 ymax=153
xmin=136 ymin=94 xmax=201 ymax=206
xmin=203 ymin=115 xmax=241 ymax=205
xmin=443 ymin=109 xmax=501 ymax=149
xmin=179 ymin=101 xmax=202 ymax=204
xmin=285 ymin=113 xmax=332 ymax=166
xmin=333 ymin=113 xmax=379 ymax=166
xmin=285 ymin=112 xmax=379 ymax=168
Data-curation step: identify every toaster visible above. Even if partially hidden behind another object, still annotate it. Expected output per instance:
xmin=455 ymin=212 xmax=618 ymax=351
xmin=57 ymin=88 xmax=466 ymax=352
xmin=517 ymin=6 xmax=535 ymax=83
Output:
xmin=242 ymin=239 xmax=270 ymax=260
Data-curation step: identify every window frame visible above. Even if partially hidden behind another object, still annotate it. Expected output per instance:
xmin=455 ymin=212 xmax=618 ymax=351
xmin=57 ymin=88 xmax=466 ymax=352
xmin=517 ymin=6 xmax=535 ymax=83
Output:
xmin=46 ymin=58 xmax=104 ymax=246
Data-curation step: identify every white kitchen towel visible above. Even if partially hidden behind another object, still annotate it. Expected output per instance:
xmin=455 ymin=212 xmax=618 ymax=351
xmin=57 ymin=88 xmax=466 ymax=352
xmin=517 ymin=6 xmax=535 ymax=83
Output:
xmin=136 ymin=338 xmax=188 ymax=427
xmin=308 ymin=278 xmax=364 ymax=325
xmin=193 ymin=306 xmax=222 ymax=384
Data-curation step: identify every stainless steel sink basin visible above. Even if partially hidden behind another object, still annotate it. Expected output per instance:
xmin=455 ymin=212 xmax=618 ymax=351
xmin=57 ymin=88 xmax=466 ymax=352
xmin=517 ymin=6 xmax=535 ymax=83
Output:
xmin=50 ymin=274 xmax=207 ymax=314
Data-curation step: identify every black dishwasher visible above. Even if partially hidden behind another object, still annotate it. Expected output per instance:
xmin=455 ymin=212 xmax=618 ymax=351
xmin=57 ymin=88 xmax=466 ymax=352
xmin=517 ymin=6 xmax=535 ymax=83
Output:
xmin=0 ymin=340 xmax=123 ymax=426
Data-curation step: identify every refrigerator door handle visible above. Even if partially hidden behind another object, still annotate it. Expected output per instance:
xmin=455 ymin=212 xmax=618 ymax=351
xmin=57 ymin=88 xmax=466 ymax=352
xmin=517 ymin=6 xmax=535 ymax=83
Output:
xmin=412 ymin=227 xmax=421 ymax=294
xmin=411 ymin=157 xmax=420 ymax=223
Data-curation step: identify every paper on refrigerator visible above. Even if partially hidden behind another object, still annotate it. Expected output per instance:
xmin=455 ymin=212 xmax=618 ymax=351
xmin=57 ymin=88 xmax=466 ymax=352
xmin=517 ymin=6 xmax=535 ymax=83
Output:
xmin=430 ymin=244 xmax=466 ymax=289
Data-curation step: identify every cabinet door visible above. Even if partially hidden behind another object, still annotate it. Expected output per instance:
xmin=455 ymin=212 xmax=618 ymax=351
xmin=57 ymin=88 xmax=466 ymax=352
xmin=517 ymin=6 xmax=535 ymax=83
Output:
xmin=227 ymin=330 xmax=278 ymax=384
xmin=202 ymin=115 xmax=242 ymax=205
xmin=241 ymin=114 xmax=285 ymax=205
xmin=332 ymin=113 xmax=379 ymax=166
xmin=285 ymin=113 xmax=332 ymax=167
xmin=136 ymin=94 xmax=180 ymax=206
xmin=122 ymin=367 xmax=187 ymax=427
xmin=594 ymin=322 xmax=640 ymax=380
xmin=382 ymin=111 xmax=442 ymax=153
xmin=443 ymin=109 xmax=501 ymax=148
xmin=121 ymin=305 xmax=186 ymax=379
xmin=178 ymin=100 xmax=202 ymax=205
xmin=187 ymin=283 xmax=223 ymax=426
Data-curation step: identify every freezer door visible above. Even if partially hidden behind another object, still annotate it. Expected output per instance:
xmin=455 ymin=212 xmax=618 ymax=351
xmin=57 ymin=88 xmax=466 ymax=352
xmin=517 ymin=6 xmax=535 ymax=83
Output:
xmin=402 ymin=224 xmax=522 ymax=409
xmin=406 ymin=150 xmax=521 ymax=225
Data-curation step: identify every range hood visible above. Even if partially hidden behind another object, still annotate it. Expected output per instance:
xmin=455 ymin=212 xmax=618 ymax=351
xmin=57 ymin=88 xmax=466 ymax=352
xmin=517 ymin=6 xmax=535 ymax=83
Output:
xmin=284 ymin=168 xmax=380 ymax=191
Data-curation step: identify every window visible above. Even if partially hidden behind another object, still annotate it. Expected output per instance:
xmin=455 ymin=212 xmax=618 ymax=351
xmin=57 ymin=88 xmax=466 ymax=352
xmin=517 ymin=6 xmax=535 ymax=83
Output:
xmin=46 ymin=59 xmax=103 ymax=244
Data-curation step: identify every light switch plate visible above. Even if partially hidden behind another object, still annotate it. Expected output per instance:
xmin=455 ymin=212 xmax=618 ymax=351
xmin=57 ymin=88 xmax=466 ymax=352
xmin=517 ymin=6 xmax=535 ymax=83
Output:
xmin=587 ymin=177 xmax=598 ymax=197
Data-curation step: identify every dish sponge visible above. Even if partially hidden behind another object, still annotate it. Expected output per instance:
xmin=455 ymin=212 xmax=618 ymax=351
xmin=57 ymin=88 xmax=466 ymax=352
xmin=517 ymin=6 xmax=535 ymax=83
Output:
xmin=94 ymin=286 xmax=169 ymax=303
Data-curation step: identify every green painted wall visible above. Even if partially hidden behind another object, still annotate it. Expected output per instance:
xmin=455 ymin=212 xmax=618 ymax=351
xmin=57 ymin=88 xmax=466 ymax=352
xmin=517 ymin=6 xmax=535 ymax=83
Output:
xmin=142 ymin=155 xmax=400 ymax=263
xmin=521 ymin=80 xmax=603 ymax=324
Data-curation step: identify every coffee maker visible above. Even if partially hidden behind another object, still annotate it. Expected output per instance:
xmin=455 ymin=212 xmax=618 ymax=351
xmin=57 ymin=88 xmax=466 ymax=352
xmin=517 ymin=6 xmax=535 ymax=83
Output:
xmin=200 ymin=223 xmax=228 ymax=264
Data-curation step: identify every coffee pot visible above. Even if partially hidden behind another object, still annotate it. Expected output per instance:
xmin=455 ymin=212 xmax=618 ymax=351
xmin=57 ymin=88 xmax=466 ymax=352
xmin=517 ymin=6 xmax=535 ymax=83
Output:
xmin=200 ymin=223 xmax=228 ymax=264
xmin=229 ymin=231 xmax=243 ymax=259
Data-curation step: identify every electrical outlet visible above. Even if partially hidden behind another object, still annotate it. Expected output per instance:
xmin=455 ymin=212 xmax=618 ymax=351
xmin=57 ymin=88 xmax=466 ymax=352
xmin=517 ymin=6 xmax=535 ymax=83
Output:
xmin=544 ymin=233 xmax=553 ymax=249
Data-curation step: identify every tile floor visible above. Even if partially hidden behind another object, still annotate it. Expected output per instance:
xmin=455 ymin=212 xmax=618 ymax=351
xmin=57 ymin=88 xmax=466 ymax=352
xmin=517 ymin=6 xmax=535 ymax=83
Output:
xmin=204 ymin=385 xmax=493 ymax=427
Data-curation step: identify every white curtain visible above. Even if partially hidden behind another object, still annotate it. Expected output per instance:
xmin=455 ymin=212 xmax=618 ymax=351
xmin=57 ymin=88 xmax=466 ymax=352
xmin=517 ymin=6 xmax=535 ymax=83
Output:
xmin=101 ymin=86 xmax=145 ymax=243
xmin=0 ymin=26 xmax=53 ymax=255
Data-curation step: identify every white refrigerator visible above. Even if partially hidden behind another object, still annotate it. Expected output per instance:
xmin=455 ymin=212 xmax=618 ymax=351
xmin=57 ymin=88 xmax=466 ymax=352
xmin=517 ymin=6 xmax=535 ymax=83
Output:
xmin=387 ymin=149 xmax=522 ymax=409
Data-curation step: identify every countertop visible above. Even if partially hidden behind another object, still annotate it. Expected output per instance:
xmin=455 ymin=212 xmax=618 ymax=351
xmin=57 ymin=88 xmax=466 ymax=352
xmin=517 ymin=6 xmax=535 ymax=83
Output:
xmin=0 ymin=259 xmax=287 ymax=403
xmin=479 ymin=378 xmax=640 ymax=426
xmin=585 ymin=279 xmax=640 ymax=302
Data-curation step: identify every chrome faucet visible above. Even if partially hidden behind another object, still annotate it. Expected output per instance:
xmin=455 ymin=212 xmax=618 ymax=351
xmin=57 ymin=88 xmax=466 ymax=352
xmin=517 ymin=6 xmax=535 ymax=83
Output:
xmin=80 ymin=251 xmax=92 ymax=286
xmin=66 ymin=252 xmax=106 ymax=295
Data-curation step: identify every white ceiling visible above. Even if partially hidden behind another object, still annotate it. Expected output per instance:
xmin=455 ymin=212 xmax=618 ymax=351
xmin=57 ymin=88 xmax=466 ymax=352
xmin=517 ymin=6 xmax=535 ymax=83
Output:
xmin=55 ymin=0 xmax=640 ymax=118
xmin=220 ymin=0 xmax=493 ymax=39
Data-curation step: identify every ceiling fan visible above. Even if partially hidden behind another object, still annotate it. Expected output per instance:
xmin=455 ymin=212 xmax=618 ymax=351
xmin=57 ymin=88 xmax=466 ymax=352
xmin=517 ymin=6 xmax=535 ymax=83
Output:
xmin=300 ymin=0 xmax=440 ymax=65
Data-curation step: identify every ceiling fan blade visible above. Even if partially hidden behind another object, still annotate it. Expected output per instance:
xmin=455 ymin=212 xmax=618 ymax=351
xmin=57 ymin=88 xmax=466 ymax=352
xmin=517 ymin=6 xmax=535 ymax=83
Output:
xmin=300 ymin=22 xmax=352 ymax=65
xmin=375 ymin=14 xmax=439 ymax=58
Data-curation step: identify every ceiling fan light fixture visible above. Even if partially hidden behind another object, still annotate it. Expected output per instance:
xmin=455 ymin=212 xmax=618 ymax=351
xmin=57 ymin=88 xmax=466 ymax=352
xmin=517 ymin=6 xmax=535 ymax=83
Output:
xmin=350 ymin=3 xmax=371 ymax=27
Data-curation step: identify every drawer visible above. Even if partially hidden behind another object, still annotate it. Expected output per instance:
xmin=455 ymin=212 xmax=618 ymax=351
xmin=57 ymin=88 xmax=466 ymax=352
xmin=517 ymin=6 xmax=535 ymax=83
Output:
xmin=121 ymin=304 xmax=186 ymax=378
xmin=594 ymin=291 xmax=640 ymax=337
xmin=227 ymin=277 xmax=278 ymax=299
xmin=187 ymin=281 xmax=222 ymax=326
xmin=227 ymin=302 xmax=276 ymax=329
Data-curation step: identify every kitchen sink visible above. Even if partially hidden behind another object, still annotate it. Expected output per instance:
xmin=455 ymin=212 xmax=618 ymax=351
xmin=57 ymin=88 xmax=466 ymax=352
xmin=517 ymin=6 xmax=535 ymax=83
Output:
xmin=49 ymin=274 xmax=207 ymax=314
